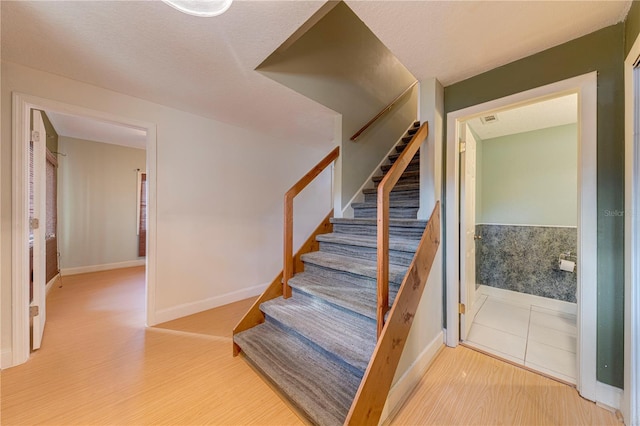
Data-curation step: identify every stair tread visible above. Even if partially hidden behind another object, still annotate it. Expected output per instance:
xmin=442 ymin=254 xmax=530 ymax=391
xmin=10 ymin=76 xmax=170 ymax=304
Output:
xmin=316 ymin=232 xmax=419 ymax=253
xmin=234 ymin=321 xmax=360 ymax=426
xmin=372 ymin=170 xmax=419 ymax=183
xmin=330 ymin=217 xmax=426 ymax=227
xmin=389 ymin=151 xmax=419 ymax=162
xmin=288 ymin=272 xmax=398 ymax=320
xmin=381 ymin=162 xmax=419 ymax=173
xmin=352 ymin=200 xmax=420 ymax=209
xmin=301 ymin=251 xmax=407 ymax=284
xmin=362 ymin=183 xmax=419 ymax=194
xmin=261 ymin=294 xmax=376 ymax=373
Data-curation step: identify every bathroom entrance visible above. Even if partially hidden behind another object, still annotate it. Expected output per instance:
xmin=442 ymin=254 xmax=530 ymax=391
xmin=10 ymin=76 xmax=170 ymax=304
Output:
xmin=459 ymin=94 xmax=579 ymax=384
xmin=445 ymin=72 xmax=598 ymax=400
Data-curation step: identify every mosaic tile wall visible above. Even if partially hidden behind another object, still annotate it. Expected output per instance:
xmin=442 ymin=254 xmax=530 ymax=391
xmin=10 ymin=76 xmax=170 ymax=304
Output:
xmin=475 ymin=224 xmax=577 ymax=303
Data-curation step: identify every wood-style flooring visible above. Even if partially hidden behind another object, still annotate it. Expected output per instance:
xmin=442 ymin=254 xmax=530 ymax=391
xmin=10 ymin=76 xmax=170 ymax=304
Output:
xmin=0 ymin=267 xmax=620 ymax=425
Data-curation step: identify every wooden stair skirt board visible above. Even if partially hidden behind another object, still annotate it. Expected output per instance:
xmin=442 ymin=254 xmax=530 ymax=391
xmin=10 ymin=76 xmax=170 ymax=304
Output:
xmin=233 ymin=122 xmax=441 ymax=426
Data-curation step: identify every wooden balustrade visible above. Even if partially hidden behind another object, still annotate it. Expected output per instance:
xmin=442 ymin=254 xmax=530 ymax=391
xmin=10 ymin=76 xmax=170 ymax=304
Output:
xmin=375 ymin=122 xmax=429 ymax=336
xmin=283 ymin=146 xmax=340 ymax=298
xmin=346 ymin=201 xmax=441 ymax=425
xmin=350 ymin=81 xmax=418 ymax=141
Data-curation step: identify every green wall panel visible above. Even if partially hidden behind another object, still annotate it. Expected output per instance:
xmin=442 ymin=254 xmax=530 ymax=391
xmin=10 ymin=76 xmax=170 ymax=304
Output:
xmin=626 ymin=0 xmax=640 ymax=56
xmin=444 ymin=24 xmax=625 ymax=388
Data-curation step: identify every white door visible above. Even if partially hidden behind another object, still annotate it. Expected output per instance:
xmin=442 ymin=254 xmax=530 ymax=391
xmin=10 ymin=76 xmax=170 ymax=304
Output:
xmin=459 ymin=122 xmax=477 ymax=341
xmin=31 ymin=110 xmax=47 ymax=350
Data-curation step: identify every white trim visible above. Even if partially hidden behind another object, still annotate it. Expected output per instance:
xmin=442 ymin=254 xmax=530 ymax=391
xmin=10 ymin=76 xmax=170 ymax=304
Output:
xmin=10 ymin=92 xmax=158 ymax=367
xmin=1 ymin=350 xmax=13 ymax=369
xmin=45 ymin=273 xmax=60 ymax=296
xmin=61 ymin=260 xmax=146 ymax=276
xmin=624 ymin=32 xmax=640 ymax=426
xmin=596 ymin=381 xmax=623 ymax=412
xmin=341 ymin=122 xmax=416 ymax=217
xmin=380 ymin=331 xmax=444 ymax=425
xmin=445 ymin=72 xmax=598 ymax=401
xmin=11 ymin=93 xmax=33 ymax=367
xmin=332 ymin=115 xmax=344 ymax=218
xmin=476 ymin=223 xmax=577 ymax=228
xmin=153 ymin=281 xmax=269 ymax=324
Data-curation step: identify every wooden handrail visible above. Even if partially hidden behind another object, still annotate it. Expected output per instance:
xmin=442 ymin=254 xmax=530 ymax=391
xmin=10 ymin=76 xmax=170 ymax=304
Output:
xmin=283 ymin=146 xmax=340 ymax=298
xmin=376 ymin=122 xmax=429 ymax=336
xmin=350 ymin=81 xmax=418 ymax=141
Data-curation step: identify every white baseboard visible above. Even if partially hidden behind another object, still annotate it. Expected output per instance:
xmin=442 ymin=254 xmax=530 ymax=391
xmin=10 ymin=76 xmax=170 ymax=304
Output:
xmin=380 ymin=330 xmax=445 ymax=425
xmin=478 ymin=285 xmax=577 ymax=315
xmin=61 ymin=259 xmax=146 ymax=276
xmin=596 ymin=380 xmax=623 ymax=411
xmin=45 ymin=274 xmax=60 ymax=296
xmin=152 ymin=281 xmax=268 ymax=325
xmin=1 ymin=349 xmax=13 ymax=369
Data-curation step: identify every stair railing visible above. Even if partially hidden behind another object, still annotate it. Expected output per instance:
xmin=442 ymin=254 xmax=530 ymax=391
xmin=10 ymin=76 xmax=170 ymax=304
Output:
xmin=375 ymin=122 xmax=429 ymax=337
xmin=350 ymin=81 xmax=418 ymax=141
xmin=283 ymin=146 xmax=340 ymax=298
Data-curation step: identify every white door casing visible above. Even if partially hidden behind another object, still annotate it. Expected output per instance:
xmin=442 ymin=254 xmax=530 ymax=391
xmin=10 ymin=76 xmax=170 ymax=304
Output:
xmin=445 ymin=72 xmax=597 ymax=402
xmin=623 ymin=33 xmax=640 ymax=426
xmin=10 ymin=92 xmax=157 ymax=368
xmin=459 ymin=122 xmax=477 ymax=340
xmin=30 ymin=110 xmax=47 ymax=350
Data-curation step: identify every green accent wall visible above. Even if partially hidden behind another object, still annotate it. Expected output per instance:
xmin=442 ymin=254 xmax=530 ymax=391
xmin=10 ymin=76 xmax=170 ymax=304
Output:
xmin=444 ymin=24 xmax=625 ymax=388
xmin=626 ymin=0 xmax=640 ymax=56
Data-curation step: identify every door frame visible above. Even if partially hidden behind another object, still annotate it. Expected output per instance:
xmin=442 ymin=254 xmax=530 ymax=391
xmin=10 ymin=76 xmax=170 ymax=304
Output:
xmin=444 ymin=72 xmax=598 ymax=401
xmin=623 ymin=32 xmax=640 ymax=426
xmin=11 ymin=92 xmax=158 ymax=367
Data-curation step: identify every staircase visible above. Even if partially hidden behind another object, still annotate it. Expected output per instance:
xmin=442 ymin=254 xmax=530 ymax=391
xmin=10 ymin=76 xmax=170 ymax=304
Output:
xmin=233 ymin=122 xmax=426 ymax=425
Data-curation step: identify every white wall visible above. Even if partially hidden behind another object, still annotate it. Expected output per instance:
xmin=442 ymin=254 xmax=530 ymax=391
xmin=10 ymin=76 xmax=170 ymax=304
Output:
xmin=57 ymin=137 xmax=146 ymax=271
xmin=477 ymin=124 xmax=578 ymax=226
xmin=1 ymin=62 xmax=333 ymax=360
xmin=382 ymin=78 xmax=444 ymax=421
xmin=258 ymin=2 xmax=417 ymax=211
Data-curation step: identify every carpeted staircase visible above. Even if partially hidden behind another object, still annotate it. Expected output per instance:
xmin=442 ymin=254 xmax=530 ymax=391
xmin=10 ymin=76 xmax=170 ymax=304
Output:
xmin=233 ymin=122 xmax=426 ymax=426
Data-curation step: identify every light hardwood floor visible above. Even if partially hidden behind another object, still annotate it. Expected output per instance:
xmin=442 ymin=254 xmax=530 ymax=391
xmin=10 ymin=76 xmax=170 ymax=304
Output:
xmin=1 ymin=267 xmax=620 ymax=425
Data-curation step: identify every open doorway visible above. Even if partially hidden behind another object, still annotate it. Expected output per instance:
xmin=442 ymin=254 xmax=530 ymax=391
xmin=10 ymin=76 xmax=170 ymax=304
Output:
xmin=11 ymin=93 xmax=157 ymax=367
xmin=445 ymin=72 xmax=598 ymax=401
xmin=459 ymin=95 xmax=579 ymax=384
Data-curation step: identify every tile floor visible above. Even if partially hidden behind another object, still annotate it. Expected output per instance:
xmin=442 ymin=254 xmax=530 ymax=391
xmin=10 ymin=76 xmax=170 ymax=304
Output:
xmin=464 ymin=293 xmax=577 ymax=384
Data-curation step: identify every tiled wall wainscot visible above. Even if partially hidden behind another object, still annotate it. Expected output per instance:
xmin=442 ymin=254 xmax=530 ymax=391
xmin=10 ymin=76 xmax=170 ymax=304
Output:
xmin=475 ymin=224 xmax=577 ymax=303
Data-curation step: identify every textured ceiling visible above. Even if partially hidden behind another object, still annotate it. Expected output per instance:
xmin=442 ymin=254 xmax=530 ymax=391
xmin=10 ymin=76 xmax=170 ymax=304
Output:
xmin=1 ymin=1 xmax=632 ymax=147
xmin=467 ymin=94 xmax=578 ymax=141
xmin=47 ymin=111 xmax=148 ymax=150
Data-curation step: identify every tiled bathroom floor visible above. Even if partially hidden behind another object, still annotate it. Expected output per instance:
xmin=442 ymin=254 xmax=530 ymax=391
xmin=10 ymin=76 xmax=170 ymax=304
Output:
xmin=464 ymin=289 xmax=577 ymax=384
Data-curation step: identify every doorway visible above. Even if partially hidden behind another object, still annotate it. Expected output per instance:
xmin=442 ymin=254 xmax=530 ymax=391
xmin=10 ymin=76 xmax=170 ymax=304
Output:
xmin=444 ymin=72 xmax=598 ymax=401
xmin=458 ymin=95 xmax=579 ymax=384
xmin=11 ymin=93 xmax=157 ymax=367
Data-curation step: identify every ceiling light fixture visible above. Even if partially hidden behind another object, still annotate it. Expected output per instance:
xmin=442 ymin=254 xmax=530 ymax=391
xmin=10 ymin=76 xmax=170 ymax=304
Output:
xmin=161 ymin=0 xmax=232 ymax=17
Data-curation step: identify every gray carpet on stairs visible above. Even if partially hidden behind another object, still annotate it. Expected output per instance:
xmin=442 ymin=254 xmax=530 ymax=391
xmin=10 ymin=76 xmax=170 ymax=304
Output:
xmin=234 ymin=322 xmax=361 ymax=426
xmin=233 ymin=124 xmax=425 ymax=426
xmin=261 ymin=292 xmax=376 ymax=374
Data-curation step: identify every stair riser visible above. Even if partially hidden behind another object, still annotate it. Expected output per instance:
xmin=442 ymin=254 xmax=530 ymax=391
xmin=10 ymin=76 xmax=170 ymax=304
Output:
xmin=303 ymin=263 xmax=406 ymax=287
xmin=389 ymin=151 xmax=419 ymax=164
xmin=263 ymin=314 xmax=367 ymax=378
xmin=332 ymin=221 xmax=424 ymax=239
xmin=364 ymin=189 xmax=419 ymax=203
xmin=373 ymin=174 xmax=419 ymax=187
xmin=319 ymin=242 xmax=415 ymax=267
xmin=353 ymin=206 xmax=418 ymax=219
xmin=381 ymin=161 xmax=419 ymax=173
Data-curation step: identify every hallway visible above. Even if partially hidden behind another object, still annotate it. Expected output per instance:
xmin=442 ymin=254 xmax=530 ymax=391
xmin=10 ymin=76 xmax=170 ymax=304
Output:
xmin=0 ymin=267 xmax=619 ymax=425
